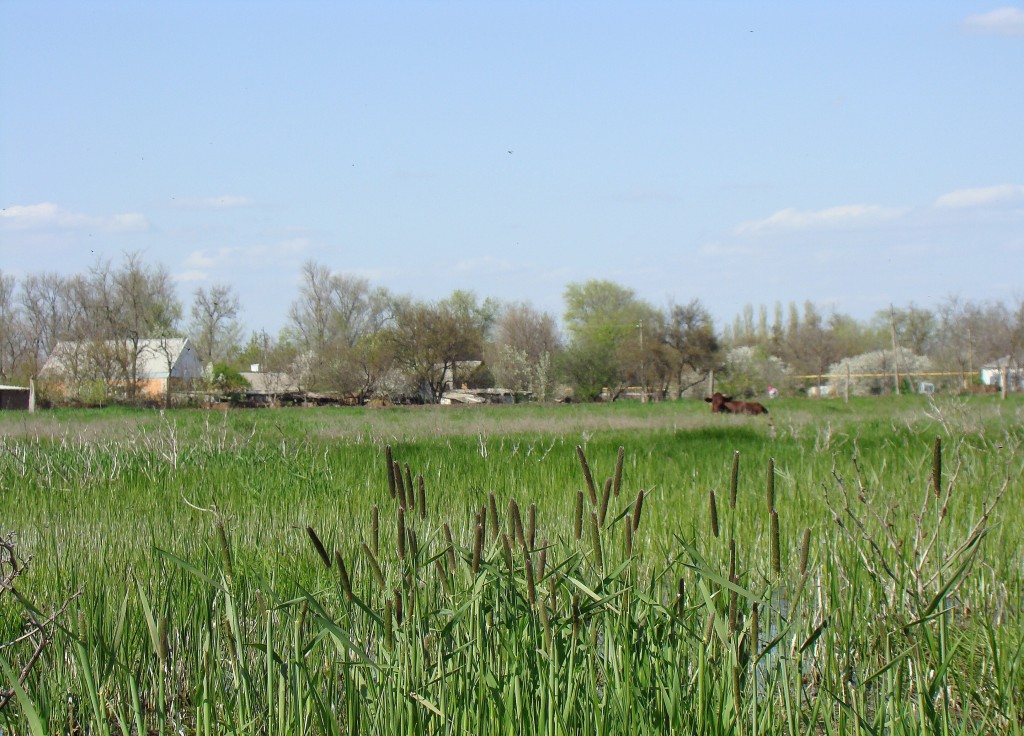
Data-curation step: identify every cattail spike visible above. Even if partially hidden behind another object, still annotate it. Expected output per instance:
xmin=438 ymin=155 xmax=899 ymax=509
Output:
xmin=384 ymin=600 xmax=394 ymax=650
xmin=488 ymin=493 xmax=500 ymax=542
xmin=443 ymin=523 xmax=457 ymax=572
xmin=766 ymin=457 xmax=776 ymax=513
xmin=632 ymin=489 xmax=645 ymax=532
xmin=509 ymin=498 xmax=525 ymax=548
xmin=334 ymin=551 xmax=353 ymax=600
xmin=576 ymin=445 xmax=598 ymax=506
xmin=362 ymin=542 xmax=386 ymax=590
xmin=306 ymin=526 xmax=332 ymax=569
xmin=709 ymin=490 xmax=720 ymax=538
xmin=528 ymin=503 xmax=536 ymax=550
xmin=599 ymin=478 xmax=612 ymax=527
xmin=404 ymin=464 xmax=414 ymax=511
xmin=394 ymin=461 xmax=406 ymax=509
xmin=613 ymin=446 xmax=625 ymax=497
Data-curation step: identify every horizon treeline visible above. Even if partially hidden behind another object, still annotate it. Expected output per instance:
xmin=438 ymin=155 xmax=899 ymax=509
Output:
xmin=1 ymin=253 xmax=1022 ymax=402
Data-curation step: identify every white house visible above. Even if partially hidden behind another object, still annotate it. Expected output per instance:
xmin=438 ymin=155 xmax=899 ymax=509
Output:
xmin=42 ymin=338 xmax=204 ymax=401
xmin=980 ymin=356 xmax=1023 ymax=391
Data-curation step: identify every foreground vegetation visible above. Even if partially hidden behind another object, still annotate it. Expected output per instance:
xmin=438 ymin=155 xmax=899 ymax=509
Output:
xmin=2 ymin=396 xmax=1023 ymax=734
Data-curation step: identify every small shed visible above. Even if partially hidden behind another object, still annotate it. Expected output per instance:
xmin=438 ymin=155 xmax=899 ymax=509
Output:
xmin=0 ymin=384 xmax=32 ymax=411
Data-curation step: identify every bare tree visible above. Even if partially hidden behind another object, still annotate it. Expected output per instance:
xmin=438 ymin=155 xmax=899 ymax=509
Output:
xmin=484 ymin=301 xmax=562 ymax=399
xmin=190 ymin=283 xmax=242 ymax=364
xmin=287 ymin=261 xmax=393 ymax=391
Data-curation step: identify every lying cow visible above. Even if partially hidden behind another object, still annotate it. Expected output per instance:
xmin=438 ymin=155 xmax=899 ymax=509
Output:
xmin=705 ymin=392 xmax=769 ymax=415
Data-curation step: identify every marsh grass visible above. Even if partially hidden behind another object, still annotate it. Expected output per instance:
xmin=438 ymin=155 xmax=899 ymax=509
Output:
xmin=1 ymin=397 xmax=1022 ymax=734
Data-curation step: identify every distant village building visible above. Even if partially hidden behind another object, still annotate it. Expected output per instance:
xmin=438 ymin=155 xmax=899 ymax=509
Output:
xmin=980 ymin=356 xmax=1023 ymax=392
xmin=0 ymin=384 xmax=32 ymax=411
xmin=238 ymin=367 xmax=303 ymax=406
xmin=41 ymin=338 xmax=203 ymax=403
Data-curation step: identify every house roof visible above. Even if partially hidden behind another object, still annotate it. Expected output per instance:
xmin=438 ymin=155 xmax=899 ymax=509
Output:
xmin=43 ymin=338 xmax=199 ymax=379
xmin=239 ymin=371 xmax=301 ymax=394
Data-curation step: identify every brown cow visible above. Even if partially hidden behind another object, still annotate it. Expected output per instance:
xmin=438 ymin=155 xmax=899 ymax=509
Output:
xmin=704 ymin=392 xmax=769 ymax=415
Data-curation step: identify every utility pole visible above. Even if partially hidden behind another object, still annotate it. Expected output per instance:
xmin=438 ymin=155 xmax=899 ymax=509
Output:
xmin=637 ymin=319 xmax=646 ymax=402
xmin=889 ymin=305 xmax=901 ymax=396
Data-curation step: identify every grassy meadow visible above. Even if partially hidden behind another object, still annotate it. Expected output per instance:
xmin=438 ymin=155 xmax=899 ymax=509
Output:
xmin=1 ymin=395 xmax=1023 ymax=734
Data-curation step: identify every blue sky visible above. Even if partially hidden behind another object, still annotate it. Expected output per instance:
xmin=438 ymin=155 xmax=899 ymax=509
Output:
xmin=2 ymin=2 xmax=1022 ymax=336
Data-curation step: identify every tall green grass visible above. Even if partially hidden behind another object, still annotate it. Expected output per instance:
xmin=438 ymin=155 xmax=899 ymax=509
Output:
xmin=1 ymin=397 xmax=1022 ymax=733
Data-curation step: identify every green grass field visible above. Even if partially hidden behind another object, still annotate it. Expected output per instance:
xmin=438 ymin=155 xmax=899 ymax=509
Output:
xmin=2 ymin=395 xmax=1023 ymax=734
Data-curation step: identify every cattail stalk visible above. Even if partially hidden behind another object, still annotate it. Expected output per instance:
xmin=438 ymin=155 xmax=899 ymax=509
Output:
xmin=397 ymin=507 xmax=406 ymax=560
xmin=417 ymin=474 xmax=427 ymax=520
xmin=933 ymin=435 xmax=942 ymax=497
xmin=385 ymin=445 xmax=396 ymax=498
xmin=472 ymin=523 xmax=483 ymax=574
xmin=730 ymin=450 xmax=740 ymax=509
xmin=215 ymin=519 xmax=233 ymax=585
xmin=524 ymin=549 xmax=537 ymax=605
xmin=770 ymin=509 xmax=781 ymax=576
xmin=384 ymin=600 xmax=394 ymax=650
xmin=750 ymin=602 xmax=760 ymax=660
xmin=500 ymin=532 xmax=514 ymax=574
xmin=624 ymin=515 xmax=633 ymax=558
xmin=589 ymin=511 xmax=603 ymax=572
xmin=371 ymin=505 xmax=380 ymax=557
xmin=573 ymin=490 xmax=584 ymax=541
xmin=613 ymin=446 xmax=625 ymax=497
xmin=799 ymin=527 xmax=811 ymax=575
xmin=577 ymin=445 xmax=598 ymax=506
xmin=156 ymin=616 xmax=168 ymax=664
xmin=306 ymin=526 xmax=332 ymax=569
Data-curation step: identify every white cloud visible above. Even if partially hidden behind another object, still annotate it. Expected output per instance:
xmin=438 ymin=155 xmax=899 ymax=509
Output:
xmin=173 ymin=270 xmax=211 ymax=283
xmin=0 ymin=202 xmax=149 ymax=232
xmin=934 ymin=184 xmax=1024 ymax=209
xmin=735 ymin=204 xmax=904 ymax=234
xmin=184 ymin=250 xmax=218 ymax=269
xmin=962 ymin=7 xmax=1024 ymax=35
xmin=174 ymin=195 xmax=253 ymax=210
